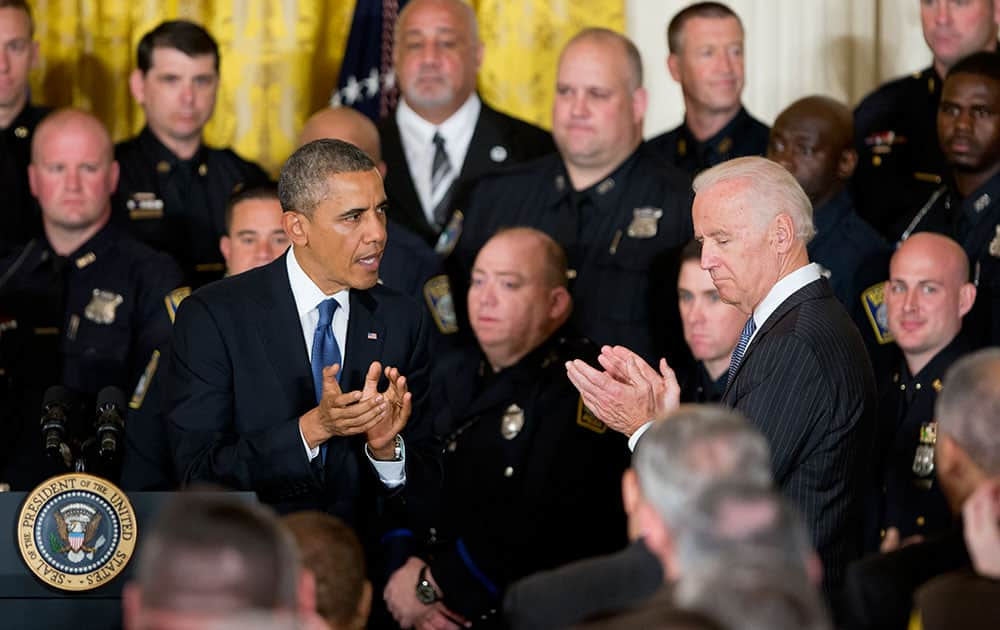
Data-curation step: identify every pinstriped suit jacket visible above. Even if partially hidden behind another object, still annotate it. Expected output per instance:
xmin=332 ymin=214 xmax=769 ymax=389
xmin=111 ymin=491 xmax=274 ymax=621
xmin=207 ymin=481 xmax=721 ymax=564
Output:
xmin=723 ymin=278 xmax=877 ymax=594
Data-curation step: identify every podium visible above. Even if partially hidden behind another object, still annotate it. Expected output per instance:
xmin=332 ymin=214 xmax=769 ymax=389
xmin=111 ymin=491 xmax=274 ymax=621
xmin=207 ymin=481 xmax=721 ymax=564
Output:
xmin=0 ymin=489 xmax=256 ymax=628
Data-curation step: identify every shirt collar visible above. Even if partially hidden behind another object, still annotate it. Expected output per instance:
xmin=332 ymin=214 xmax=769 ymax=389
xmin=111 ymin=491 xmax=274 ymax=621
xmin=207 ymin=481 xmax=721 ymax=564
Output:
xmin=138 ymin=126 xmax=205 ymax=165
xmin=396 ymin=93 xmax=481 ymax=146
xmin=751 ymin=262 xmax=822 ymax=335
xmin=286 ymin=247 xmax=350 ymax=318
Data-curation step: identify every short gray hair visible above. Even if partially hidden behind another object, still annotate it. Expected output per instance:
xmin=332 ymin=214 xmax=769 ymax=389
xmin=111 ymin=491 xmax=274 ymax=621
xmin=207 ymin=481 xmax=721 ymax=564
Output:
xmin=693 ymin=157 xmax=816 ymax=243
xmin=134 ymin=493 xmax=301 ymax=613
xmin=936 ymin=348 xmax=1000 ymax=475
xmin=633 ymin=404 xmax=772 ymax=528
xmin=278 ymin=139 xmax=376 ymax=215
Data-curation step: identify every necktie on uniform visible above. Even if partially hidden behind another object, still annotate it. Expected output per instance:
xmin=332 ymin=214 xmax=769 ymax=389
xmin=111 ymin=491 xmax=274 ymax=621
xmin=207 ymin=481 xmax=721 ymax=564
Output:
xmin=430 ymin=131 xmax=453 ymax=227
xmin=311 ymin=297 xmax=342 ymax=466
xmin=726 ymin=316 xmax=757 ymax=386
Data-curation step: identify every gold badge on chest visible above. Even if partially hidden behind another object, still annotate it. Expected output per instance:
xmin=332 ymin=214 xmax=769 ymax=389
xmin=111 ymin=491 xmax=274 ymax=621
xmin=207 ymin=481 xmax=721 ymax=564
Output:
xmin=912 ymin=421 xmax=937 ymax=477
xmin=84 ymin=289 xmax=124 ymax=325
xmin=501 ymin=404 xmax=525 ymax=440
xmin=626 ymin=207 xmax=663 ymax=239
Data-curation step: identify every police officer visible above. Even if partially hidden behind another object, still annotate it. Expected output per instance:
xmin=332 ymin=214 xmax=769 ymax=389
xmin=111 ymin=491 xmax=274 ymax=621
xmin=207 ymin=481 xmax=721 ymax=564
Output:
xmin=766 ymin=95 xmax=893 ymax=372
xmin=868 ymin=233 xmax=976 ymax=552
xmin=647 ymin=2 xmax=769 ymax=175
xmin=114 ymin=20 xmax=268 ymax=288
xmin=0 ymin=109 xmax=183 ymax=490
xmin=0 ymin=0 xmax=49 ymax=253
xmin=456 ymin=28 xmax=693 ymax=365
xmin=383 ymin=228 xmax=630 ymax=629
xmin=907 ymin=51 xmax=1000 ymax=349
xmin=675 ymin=241 xmax=743 ymax=402
xmin=852 ymin=0 xmax=999 ymax=239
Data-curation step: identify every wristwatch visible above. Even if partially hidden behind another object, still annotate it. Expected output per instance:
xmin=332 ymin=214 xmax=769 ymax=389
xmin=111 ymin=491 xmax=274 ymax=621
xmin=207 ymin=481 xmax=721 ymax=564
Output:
xmin=415 ymin=565 xmax=441 ymax=604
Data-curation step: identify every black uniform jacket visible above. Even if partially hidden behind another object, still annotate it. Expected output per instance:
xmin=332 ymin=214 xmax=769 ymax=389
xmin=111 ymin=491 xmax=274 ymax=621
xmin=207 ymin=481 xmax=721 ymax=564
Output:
xmin=113 ymin=127 xmax=269 ymax=287
xmin=0 ymin=103 xmax=49 ymax=253
xmin=165 ymin=251 xmax=441 ymax=538
xmin=0 ymin=223 xmax=182 ymax=488
xmin=455 ymin=143 xmax=694 ymax=365
xmin=425 ymin=333 xmax=630 ymax=621
xmin=379 ymin=99 xmax=555 ymax=244
xmin=647 ymin=106 xmax=769 ymax=175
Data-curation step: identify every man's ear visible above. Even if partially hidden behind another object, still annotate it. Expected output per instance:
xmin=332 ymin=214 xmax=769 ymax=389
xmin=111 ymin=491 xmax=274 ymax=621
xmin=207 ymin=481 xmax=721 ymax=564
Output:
xmin=121 ymin=582 xmax=142 ymax=630
xmin=356 ymin=580 xmax=373 ymax=629
xmin=298 ymin=569 xmax=317 ymax=617
xmin=283 ymin=211 xmax=309 ymax=247
xmin=958 ymin=282 xmax=977 ymax=318
xmin=219 ymin=235 xmax=232 ymax=265
xmin=548 ymin=286 xmax=572 ymax=321
xmin=836 ymin=148 xmax=858 ymax=180
xmin=128 ymin=69 xmax=146 ymax=105
xmin=771 ymin=213 xmax=795 ymax=253
xmin=667 ymin=54 xmax=681 ymax=83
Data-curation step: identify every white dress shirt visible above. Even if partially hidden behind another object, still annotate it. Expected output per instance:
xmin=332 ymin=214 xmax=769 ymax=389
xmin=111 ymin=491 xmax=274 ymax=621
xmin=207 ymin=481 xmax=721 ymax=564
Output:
xmin=287 ymin=247 xmax=405 ymax=487
xmin=396 ymin=93 xmax=481 ymax=225
xmin=628 ymin=263 xmax=824 ymax=452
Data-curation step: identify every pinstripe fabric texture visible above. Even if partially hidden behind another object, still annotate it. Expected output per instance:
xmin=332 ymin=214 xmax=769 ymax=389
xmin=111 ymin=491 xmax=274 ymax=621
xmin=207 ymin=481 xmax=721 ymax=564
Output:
xmin=723 ymin=278 xmax=877 ymax=594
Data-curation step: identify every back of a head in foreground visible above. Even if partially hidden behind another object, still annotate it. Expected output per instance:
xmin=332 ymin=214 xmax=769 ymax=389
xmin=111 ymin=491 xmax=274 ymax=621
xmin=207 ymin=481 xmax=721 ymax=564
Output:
xmin=633 ymin=404 xmax=773 ymax=527
xmin=131 ymin=493 xmax=301 ymax=615
xmin=936 ymin=348 xmax=1000 ymax=476
xmin=282 ymin=511 xmax=369 ymax=630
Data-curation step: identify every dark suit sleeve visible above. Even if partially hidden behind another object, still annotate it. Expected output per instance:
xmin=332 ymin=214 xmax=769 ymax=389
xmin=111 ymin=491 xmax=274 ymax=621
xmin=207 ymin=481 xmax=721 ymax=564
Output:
xmin=165 ymin=295 xmax=315 ymax=495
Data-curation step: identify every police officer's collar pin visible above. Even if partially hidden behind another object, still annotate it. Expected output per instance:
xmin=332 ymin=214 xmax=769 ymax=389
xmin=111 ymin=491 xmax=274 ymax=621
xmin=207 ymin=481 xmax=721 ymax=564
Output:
xmin=973 ymin=193 xmax=991 ymax=213
xmin=75 ymin=252 xmax=97 ymax=269
xmin=989 ymin=225 xmax=1000 ymax=258
xmin=198 ymin=163 xmax=208 ymax=176
xmin=501 ymin=404 xmax=524 ymax=440
xmin=596 ymin=178 xmax=615 ymax=195
xmin=156 ymin=161 xmax=170 ymax=174
xmin=717 ymin=137 xmax=733 ymax=155
xmin=554 ymin=174 xmax=566 ymax=192
xmin=14 ymin=126 xmax=29 ymax=139
xmin=489 ymin=145 xmax=508 ymax=163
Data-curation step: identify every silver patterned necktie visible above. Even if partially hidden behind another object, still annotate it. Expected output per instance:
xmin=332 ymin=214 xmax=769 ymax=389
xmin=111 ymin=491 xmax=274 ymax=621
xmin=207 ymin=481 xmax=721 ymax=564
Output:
xmin=726 ymin=316 xmax=757 ymax=386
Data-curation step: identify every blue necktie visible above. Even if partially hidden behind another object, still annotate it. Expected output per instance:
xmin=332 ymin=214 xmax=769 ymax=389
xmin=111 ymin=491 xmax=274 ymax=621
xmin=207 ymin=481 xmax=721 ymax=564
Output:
xmin=726 ymin=316 xmax=757 ymax=386
xmin=311 ymin=298 xmax=342 ymax=464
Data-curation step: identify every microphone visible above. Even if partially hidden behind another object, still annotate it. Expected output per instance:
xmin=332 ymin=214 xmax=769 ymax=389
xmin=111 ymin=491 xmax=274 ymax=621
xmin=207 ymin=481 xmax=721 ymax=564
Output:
xmin=40 ymin=385 xmax=73 ymax=465
xmin=95 ymin=386 xmax=127 ymax=460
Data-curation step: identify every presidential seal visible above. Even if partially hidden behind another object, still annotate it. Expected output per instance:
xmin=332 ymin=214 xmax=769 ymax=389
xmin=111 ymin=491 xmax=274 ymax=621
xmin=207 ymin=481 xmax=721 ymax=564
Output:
xmin=17 ymin=473 xmax=137 ymax=591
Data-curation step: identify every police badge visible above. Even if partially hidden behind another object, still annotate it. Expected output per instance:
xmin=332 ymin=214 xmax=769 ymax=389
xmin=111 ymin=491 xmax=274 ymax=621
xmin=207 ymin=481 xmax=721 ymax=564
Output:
xmin=17 ymin=473 xmax=137 ymax=591
xmin=501 ymin=404 xmax=525 ymax=440
xmin=626 ymin=208 xmax=663 ymax=239
xmin=912 ymin=422 xmax=937 ymax=477
xmin=84 ymin=290 xmax=123 ymax=325
xmin=990 ymin=225 xmax=1000 ymax=258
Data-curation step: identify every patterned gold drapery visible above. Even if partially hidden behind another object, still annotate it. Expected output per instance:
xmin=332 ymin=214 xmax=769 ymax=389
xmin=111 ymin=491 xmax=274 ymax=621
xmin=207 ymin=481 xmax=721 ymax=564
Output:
xmin=27 ymin=0 xmax=622 ymax=174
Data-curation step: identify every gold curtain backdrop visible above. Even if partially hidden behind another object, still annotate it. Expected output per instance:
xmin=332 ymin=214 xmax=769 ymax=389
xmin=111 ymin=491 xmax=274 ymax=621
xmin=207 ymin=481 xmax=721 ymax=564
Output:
xmin=28 ymin=0 xmax=622 ymax=175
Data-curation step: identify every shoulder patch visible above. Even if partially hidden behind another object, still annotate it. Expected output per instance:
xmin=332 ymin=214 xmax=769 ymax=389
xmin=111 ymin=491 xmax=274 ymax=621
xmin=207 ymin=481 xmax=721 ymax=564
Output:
xmin=164 ymin=287 xmax=191 ymax=324
xmin=576 ymin=398 xmax=607 ymax=434
xmin=423 ymin=275 xmax=458 ymax=335
xmin=861 ymin=281 xmax=893 ymax=345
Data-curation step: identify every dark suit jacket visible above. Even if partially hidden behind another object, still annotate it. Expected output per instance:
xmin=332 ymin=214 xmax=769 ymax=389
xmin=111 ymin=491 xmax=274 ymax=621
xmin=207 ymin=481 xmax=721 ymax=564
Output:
xmin=165 ymin=252 xmax=440 ymax=539
xmin=504 ymin=540 xmax=664 ymax=630
xmin=723 ymin=277 xmax=877 ymax=594
xmin=379 ymin=100 xmax=555 ymax=243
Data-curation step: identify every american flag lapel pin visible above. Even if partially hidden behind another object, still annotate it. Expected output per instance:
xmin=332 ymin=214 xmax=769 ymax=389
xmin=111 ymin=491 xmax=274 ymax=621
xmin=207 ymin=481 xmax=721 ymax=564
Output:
xmin=367 ymin=332 xmax=378 ymax=340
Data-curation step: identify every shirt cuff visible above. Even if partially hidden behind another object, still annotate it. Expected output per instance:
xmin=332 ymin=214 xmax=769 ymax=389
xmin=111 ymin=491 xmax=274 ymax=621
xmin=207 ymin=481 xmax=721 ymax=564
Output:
xmin=367 ymin=437 xmax=407 ymax=488
xmin=628 ymin=422 xmax=653 ymax=452
xmin=301 ymin=427 xmax=320 ymax=460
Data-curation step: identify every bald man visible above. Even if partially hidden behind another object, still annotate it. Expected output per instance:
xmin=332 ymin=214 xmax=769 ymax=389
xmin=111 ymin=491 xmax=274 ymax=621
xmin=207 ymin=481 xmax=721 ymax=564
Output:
xmin=0 ymin=108 xmax=183 ymax=489
xmin=868 ymin=233 xmax=977 ymax=551
xmin=297 ymin=106 xmax=456 ymax=339
xmin=767 ymin=96 xmax=891 ymax=364
xmin=380 ymin=0 xmax=554 ymax=245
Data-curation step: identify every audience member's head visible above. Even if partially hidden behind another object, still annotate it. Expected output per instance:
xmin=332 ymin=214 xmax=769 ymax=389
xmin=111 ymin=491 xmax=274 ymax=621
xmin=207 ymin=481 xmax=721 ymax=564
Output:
xmin=129 ymin=20 xmax=220 ymax=155
xmin=468 ymin=227 xmax=571 ymax=371
xmin=692 ymin=156 xmax=814 ymax=315
xmin=678 ymin=241 xmax=745 ymax=382
xmin=278 ymin=139 xmax=386 ymax=294
xmin=886 ymin=233 xmax=975 ymax=375
xmin=938 ymin=51 xmax=1000 ymax=193
xmin=627 ymin=404 xmax=772 ymax=579
xmin=0 ymin=0 xmax=38 ymax=123
xmin=935 ymin=348 xmax=1000 ymax=513
xmin=220 ymin=183 xmax=289 ymax=276
xmin=666 ymin=2 xmax=745 ymax=124
xmin=122 ymin=493 xmax=315 ymax=630
xmin=28 ymin=108 xmax=119 ymax=254
xmin=298 ymin=107 xmax=383 ymax=170
xmin=282 ymin=512 xmax=370 ymax=630
xmin=393 ymin=0 xmax=483 ymax=125
xmin=553 ymin=28 xmax=647 ymax=189
xmin=767 ymin=95 xmax=857 ymax=209
xmin=920 ymin=0 xmax=999 ymax=77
